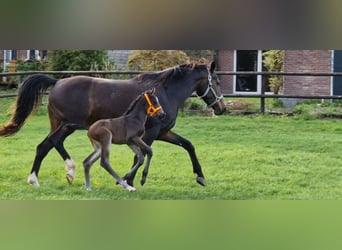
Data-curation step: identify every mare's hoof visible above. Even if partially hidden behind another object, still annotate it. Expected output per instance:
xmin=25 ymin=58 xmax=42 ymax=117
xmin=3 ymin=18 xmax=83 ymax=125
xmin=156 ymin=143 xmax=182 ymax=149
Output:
xmin=66 ymin=174 xmax=74 ymax=184
xmin=196 ymin=177 xmax=206 ymax=186
xmin=27 ymin=173 xmax=40 ymax=187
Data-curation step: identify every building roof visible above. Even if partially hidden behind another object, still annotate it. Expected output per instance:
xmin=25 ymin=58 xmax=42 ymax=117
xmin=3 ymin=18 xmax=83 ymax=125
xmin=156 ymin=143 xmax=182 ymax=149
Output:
xmin=107 ymin=50 xmax=131 ymax=69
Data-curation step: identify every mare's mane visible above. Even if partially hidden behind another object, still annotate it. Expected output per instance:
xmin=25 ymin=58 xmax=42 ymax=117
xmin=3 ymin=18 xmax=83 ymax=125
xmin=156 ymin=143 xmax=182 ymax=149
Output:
xmin=134 ymin=63 xmax=207 ymax=86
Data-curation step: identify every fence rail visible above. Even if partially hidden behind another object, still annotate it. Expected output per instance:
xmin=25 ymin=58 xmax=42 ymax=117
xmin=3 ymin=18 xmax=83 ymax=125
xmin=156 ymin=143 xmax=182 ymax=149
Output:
xmin=2 ymin=70 xmax=342 ymax=113
xmin=3 ymin=70 xmax=342 ymax=77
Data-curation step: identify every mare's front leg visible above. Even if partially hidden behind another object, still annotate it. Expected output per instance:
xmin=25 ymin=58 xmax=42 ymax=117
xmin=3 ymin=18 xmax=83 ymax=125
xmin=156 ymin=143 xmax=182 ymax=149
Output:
xmin=157 ymin=130 xmax=206 ymax=186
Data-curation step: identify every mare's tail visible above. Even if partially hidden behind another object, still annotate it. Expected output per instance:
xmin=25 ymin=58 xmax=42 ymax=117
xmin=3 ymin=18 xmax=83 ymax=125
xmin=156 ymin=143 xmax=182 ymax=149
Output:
xmin=0 ymin=74 xmax=57 ymax=137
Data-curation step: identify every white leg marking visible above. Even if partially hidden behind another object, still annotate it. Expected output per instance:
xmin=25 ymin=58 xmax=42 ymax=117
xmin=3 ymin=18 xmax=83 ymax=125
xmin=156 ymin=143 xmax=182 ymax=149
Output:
xmin=65 ymin=158 xmax=76 ymax=184
xmin=27 ymin=172 xmax=40 ymax=187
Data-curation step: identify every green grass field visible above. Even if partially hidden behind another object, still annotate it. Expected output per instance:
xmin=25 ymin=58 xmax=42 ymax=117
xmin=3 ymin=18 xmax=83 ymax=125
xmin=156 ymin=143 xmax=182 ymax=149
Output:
xmin=2 ymin=96 xmax=342 ymax=199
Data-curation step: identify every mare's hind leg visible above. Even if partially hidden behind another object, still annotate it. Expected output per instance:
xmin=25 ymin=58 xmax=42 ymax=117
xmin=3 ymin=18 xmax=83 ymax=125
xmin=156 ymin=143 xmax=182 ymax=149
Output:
xmin=28 ymin=123 xmax=77 ymax=186
xmin=50 ymin=123 xmax=79 ymax=184
xmin=28 ymin=136 xmax=54 ymax=186
xmin=83 ymin=141 xmax=101 ymax=191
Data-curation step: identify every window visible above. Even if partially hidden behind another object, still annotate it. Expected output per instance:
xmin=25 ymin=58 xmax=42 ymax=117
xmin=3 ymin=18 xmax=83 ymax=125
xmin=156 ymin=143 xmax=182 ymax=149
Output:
xmin=26 ymin=50 xmax=41 ymax=60
xmin=234 ymin=50 xmax=269 ymax=94
xmin=11 ymin=50 xmax=17 ymax=60
xmin=235 ymin=50 xmax=258 ymax=92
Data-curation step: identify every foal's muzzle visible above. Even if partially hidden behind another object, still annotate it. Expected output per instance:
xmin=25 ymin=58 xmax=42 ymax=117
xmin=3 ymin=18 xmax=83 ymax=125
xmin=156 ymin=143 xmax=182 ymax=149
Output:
xmin=156 ymin=110 xmax=167 ymax=120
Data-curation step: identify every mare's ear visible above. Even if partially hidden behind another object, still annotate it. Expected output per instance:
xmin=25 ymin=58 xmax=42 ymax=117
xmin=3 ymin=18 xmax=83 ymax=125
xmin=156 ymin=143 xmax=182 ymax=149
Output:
xmin=150 ymin=87 xmax=156 ymax=95
xmin=210 ymin=61 xmax=216 ymax=73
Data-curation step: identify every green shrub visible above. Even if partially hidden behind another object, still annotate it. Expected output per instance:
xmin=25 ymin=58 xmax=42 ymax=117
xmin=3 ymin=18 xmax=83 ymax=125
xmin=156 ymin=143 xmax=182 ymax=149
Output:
xmin=5 ymin=60 xmax=49 ymax=87
xmin=263 ymin=50 xmax=284 ymax=94
xmin=15 ymin=59 xmax=48 ymax=71
xmin=48 ymin=50 xmax=107 ymax=76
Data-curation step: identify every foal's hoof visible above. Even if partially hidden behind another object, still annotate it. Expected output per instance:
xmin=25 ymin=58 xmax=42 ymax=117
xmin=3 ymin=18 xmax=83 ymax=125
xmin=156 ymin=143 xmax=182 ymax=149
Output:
xmin=196 ymin=176 xmax=206 ymax=186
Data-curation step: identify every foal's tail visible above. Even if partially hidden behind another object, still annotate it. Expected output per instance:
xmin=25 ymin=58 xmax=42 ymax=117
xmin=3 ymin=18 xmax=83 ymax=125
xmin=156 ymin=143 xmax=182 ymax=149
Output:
xmin=0 ymin=74 xmax=57 ymax=137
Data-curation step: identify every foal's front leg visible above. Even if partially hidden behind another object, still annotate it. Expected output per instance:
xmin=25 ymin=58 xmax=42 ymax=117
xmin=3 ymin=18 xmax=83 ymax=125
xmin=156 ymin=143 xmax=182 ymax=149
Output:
xmin=140 ymin=145 xmax=153 ymax=186
xmin=99 ymin=140 xmax=136 ymax=192
xmin=124 ymin=137 xmax=153 ymax=186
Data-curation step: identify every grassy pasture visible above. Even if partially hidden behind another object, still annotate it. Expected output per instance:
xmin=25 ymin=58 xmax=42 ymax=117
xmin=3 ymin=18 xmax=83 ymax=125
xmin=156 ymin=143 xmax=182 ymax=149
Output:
xmin=1 ymin=97 xmax=342 ymax=199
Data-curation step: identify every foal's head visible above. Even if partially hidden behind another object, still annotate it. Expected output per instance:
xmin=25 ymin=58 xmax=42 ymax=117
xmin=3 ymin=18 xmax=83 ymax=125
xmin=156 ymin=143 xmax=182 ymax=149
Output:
xmin=143 ymin=88 xmax=166 ymax=120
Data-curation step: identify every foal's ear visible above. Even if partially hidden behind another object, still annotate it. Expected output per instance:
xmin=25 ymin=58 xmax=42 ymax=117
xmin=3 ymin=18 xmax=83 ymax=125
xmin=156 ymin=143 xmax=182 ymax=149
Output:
xmin=150 ymin=88 xmax=156 ymax=95
xmin=210 ymin=61 xmax=216 ymax=73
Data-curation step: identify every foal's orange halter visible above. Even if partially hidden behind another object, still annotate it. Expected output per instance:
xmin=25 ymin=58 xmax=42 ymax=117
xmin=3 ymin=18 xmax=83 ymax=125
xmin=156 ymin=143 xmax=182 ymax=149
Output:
xmin=144 ymin=93 xmax=162 ymax=116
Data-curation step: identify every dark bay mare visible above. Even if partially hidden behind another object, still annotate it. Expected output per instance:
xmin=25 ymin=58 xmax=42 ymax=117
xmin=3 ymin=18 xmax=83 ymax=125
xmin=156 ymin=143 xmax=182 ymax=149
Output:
xmin=0 ymin=61 xmax=226 ymax=187
xmin=84 ymin=88 xmax=165 ymax=192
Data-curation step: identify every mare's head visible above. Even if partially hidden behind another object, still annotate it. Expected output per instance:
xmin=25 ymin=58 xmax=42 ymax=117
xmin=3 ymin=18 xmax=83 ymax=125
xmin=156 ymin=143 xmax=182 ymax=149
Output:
xmin=143 ymin=88 xmax=166 ymax=120
xmin=195 ymin=61 xmax=226 ymax=115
